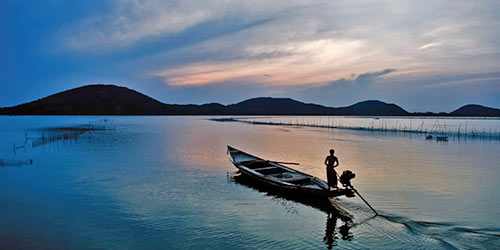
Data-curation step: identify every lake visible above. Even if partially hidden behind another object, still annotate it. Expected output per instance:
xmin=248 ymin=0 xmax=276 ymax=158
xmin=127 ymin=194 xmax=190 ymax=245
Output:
xmin=1 ymin=116 xmax=499 ymax=249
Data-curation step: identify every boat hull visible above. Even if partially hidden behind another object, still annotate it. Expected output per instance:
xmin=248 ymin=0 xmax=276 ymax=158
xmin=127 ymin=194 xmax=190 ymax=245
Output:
xmin=227 ymin=145 xmax=349 ymax=198
xmin=236 ymin=164 xmax=331 ymax=197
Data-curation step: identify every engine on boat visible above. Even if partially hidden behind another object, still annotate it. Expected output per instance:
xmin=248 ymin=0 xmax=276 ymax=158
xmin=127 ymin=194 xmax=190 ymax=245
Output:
xmin=339 ymin=170 xmax=356 ymax=187
xmin=344 ymin=188 xmax=355 ymax=198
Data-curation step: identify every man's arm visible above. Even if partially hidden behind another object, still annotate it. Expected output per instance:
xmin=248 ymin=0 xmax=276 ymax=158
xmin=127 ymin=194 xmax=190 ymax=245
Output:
xmin=324 ymin=157 xmax=328 ymax=166
xmin=333 ymin=158 xmax=339 ymax=168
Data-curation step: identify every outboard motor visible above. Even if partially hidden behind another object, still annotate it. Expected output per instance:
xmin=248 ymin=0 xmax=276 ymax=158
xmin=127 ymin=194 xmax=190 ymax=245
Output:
xmin=340 ymin=170 xmax=356 ymax=187
xmin=340 ymin=170 xmax=356 ymax=197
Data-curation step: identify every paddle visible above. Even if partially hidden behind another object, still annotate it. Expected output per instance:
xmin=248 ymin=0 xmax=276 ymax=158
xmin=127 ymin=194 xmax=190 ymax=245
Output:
xmin=267 ymin=160 xmax=300 ymax=165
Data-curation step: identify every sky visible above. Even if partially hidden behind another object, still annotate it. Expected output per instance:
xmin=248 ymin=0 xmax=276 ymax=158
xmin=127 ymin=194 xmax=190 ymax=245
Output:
xmin=1 ymin=0 xmax=500 ymax=112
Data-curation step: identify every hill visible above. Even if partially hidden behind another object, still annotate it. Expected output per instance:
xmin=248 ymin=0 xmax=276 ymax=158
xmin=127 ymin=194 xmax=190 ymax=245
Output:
xmin=0 ymin=84 xmax=497 ymax=116
xmin=0 ymin=85 xmax=171 ymax=115
xmin=226 ymin=97 xmax=332 ymax=115
xmin=333 ymin=100 xmax=409 ymax=116
xmin=450 ymin=104 xmax=500 ymax=117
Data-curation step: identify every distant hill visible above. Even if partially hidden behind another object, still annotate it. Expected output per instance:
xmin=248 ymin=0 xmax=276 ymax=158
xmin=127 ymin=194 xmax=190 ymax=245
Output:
xmin=333 ymin=100 xmax=408 ymax=116
xmin=222 ymin=98 xmax=408 ymax=115
xmin=0 ymin=84 xmax=498 ymax=116
xmin=225 ymin=97 xmax=332 ymax=115
xmin=0 ymin=85 xmax=169 ymax=115
xmin=450 ymin=104 xmax=500 ymax=117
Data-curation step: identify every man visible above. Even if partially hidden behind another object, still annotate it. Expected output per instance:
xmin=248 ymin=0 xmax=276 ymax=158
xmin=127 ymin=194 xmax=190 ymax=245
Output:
xmin=324 ymin=149 xmax=339 ymax=189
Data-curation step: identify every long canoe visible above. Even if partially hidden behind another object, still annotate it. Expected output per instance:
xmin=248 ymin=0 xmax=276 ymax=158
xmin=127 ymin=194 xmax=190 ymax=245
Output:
xmin=227 ymin=145 xmax=349 ymax=198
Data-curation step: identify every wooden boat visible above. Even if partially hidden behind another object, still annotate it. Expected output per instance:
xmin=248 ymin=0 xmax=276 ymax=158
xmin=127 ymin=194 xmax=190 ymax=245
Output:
xmin=227 ymin=145 xmax=350 ymax=198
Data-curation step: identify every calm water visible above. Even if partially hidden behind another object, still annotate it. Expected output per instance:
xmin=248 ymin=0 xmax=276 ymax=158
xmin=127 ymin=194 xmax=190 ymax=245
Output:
xmin=0 ymin=116 xmax=499 ymax=249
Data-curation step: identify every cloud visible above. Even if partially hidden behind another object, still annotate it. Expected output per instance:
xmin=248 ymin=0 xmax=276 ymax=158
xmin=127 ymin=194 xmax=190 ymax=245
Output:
xmin=354 ymin=69 xmax=396 ymax=84
xmin=142 ymin=1 xmax=498 ymax=87
xmin=18 ymin=0 xmax=499 ymax=111
xmin=418 ymin=43 xmax=440 ymax=50
xmin=152 ymin=38 xmax=370 ymax=87
xmin=251 ymin=68 xmax=399 ymax=107
xmin=63 ymin=1 xmax=500 ymax=77
xmin=65 ymin=0 xmax=216 ymax=51
xmin=63 ymin=0 xmax=309 ymax=52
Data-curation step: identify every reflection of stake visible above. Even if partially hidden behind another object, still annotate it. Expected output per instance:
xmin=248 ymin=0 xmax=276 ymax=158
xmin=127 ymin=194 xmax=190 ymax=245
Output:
xmin=13 ymin=143 xmax=26 ymax=154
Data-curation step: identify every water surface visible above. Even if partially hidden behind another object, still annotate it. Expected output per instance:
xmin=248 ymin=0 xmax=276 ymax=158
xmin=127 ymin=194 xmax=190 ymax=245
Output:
xmin=0 ymin=116 xmax=499 ymax=249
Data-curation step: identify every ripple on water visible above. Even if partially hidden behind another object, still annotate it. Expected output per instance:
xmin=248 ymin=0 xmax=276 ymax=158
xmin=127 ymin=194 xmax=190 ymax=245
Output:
xmin=331 ymin=198 xmax=500 ymax=249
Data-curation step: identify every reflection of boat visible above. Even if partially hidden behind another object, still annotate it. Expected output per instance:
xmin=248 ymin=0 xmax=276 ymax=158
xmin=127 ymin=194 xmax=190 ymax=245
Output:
xmin=227 ymin=145 xmax=353 ymax=198
xmin=229 ymin=173 xmax=354 ymax=248
xmin=230 ymin=173 xmax=350 ymax=216
xmin=425 ymin=134 xmax=433 ymax=140
xmin=436 ymin=136 xmax=448 ymax=141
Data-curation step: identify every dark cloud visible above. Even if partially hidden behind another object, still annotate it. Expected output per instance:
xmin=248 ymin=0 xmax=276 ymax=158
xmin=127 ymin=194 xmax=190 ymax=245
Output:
xmin=278 ymin=69 xmax=397 ymax=107
xmin=355 ymin=69 xmax=396 ymax=84
xmin=317 ymin=68 xmax=397 ymax=88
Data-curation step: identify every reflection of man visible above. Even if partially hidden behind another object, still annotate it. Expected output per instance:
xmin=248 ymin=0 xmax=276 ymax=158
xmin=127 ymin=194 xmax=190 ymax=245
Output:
xmin=323 ymin=213 xmax=353 ymax=249
xmin=324 ymin=149 xmax=339 ymax=189
xmin=339 ymin=223 xmax=353 ymax=241
xmin=323 ymin=214 xmax=338 ymax=249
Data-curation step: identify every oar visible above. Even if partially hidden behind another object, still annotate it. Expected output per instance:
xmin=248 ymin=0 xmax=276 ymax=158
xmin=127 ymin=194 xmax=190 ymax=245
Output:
xmin=266 ymin=160 xmax=300 ymax=165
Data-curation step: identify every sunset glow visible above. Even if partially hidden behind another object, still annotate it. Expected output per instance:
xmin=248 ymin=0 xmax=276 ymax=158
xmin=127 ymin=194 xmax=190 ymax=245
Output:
xmin=2 ymin=0 xmax=500 ymax=111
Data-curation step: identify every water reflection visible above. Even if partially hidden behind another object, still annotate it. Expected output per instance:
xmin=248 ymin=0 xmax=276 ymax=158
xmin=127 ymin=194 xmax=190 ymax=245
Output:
xmin=31 ymin=124 xmax=106 ymax=148
xmin=324 ymin=213 xmax=353 ymax=249
xmin=2 ymin=116 xmax=498 ymax=249
xmin=230 ymin=173 xmax=353 ymax=248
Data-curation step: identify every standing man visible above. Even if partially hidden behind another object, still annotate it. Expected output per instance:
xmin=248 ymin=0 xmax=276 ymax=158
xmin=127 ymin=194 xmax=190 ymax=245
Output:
xmin=324 ymin=149 xmax=339 ymax=189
